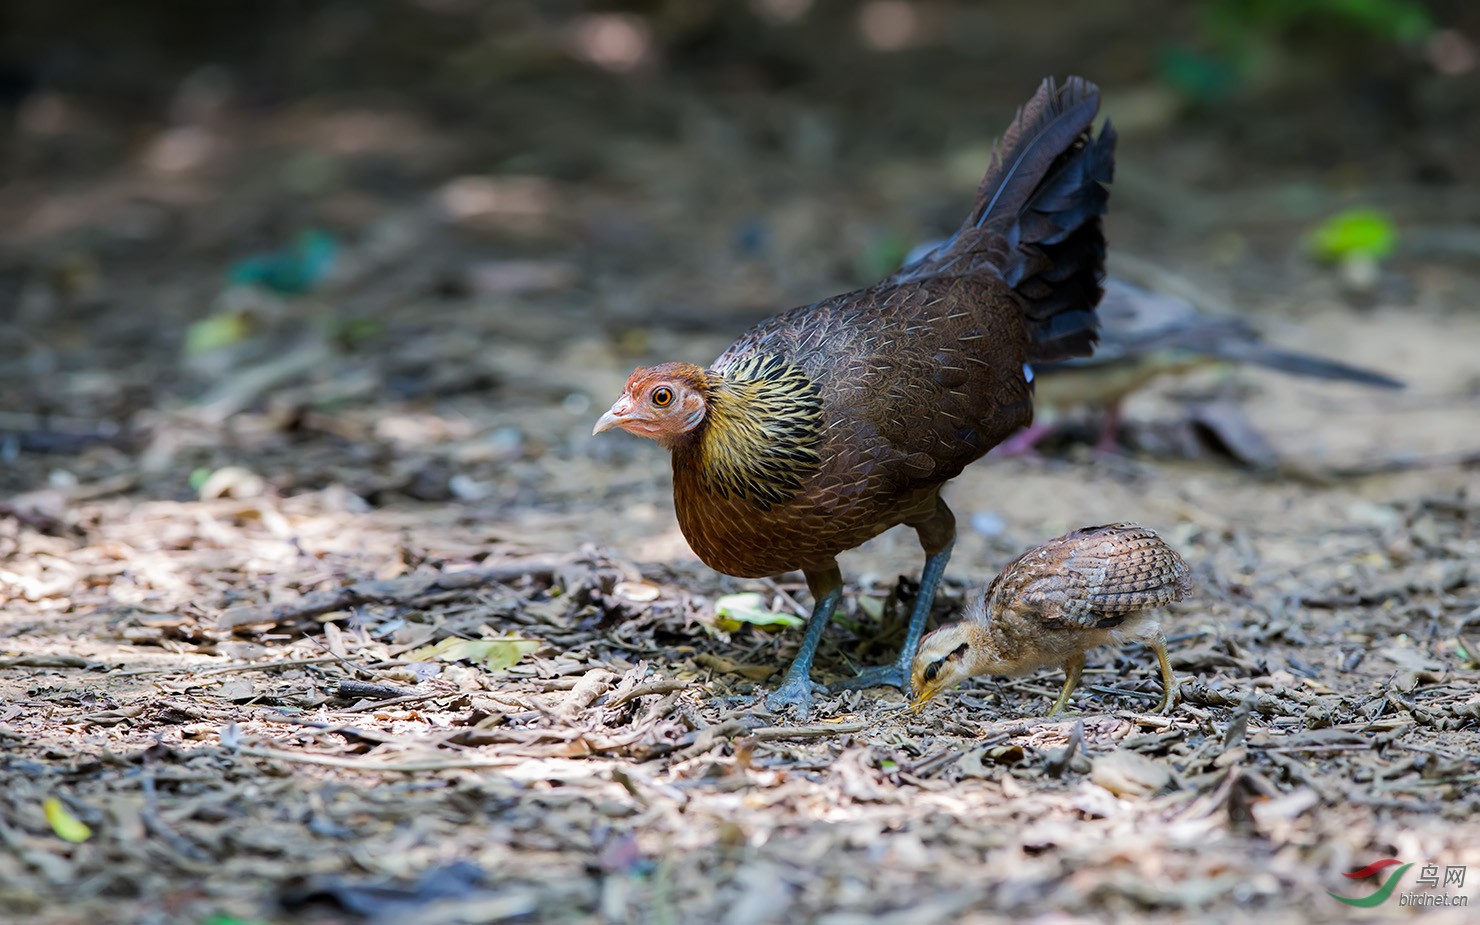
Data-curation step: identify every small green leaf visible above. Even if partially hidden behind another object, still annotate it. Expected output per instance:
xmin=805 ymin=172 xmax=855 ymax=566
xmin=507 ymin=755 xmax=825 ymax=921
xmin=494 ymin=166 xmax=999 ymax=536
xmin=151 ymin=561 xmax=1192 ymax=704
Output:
xmin=406 ymin=636 xmax=539 ymax=671
xmin=184 ymin=312 xmax=251 ymax=355
xmin=43 ymin=797 xmax=92 ymax=843
xmin=1316 ymin=0 xmax=1432 ymax=42
xmin=1308 ymin=208 xmax=1397 ymax=263
xmin=713 ymin=593 xmax=804 ymax=631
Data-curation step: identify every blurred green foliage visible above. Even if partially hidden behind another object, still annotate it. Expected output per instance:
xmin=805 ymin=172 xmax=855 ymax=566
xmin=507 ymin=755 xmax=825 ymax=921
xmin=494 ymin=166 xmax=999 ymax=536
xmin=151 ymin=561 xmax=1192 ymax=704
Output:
xmin=1308 ymin=208 xmax=1398 ymax=263
xmin=228 ymin=229 xmax=338 ymax=296
xmin=853 ymin=231 xmax=912 ymax=287
xmin=1204 ymin=0 xmax=1433 ymax=45
xmin=1162 ymin=0 xmax=1436 ymax=100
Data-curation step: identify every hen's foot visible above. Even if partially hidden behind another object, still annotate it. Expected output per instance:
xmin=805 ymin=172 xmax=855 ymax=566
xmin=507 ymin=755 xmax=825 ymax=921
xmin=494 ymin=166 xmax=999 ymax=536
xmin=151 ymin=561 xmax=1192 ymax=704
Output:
xmin=763 ymin=675 xmax=827 ymax=718
xmin=833 ymin=661 xmax=910 ymax=694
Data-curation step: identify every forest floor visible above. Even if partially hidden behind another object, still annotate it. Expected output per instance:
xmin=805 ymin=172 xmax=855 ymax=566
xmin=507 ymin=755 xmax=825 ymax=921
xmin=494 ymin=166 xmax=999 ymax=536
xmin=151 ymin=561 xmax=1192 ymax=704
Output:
xmin=3 ymin=5 xmax=1479 ymax=923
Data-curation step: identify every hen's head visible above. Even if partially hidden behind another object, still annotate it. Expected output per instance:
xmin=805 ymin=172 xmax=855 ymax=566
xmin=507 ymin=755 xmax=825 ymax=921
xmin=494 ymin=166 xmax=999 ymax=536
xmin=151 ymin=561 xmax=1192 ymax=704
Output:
xmin=593 ymin=362 xmax=709 ymax=448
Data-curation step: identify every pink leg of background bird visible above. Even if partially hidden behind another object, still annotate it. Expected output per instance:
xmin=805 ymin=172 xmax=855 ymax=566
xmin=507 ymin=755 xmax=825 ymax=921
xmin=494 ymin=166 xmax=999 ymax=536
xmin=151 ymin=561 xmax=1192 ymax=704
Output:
xmin=992 ymin=423 xmax=1054 ymax=458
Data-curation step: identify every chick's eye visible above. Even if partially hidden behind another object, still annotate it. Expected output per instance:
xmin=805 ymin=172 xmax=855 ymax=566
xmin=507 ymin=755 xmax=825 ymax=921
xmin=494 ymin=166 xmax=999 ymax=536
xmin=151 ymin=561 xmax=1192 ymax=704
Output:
xmin=651 ymin=386 xmax=674 ymax=407
xmin=923 ymin=661 xmax=942 ymax=682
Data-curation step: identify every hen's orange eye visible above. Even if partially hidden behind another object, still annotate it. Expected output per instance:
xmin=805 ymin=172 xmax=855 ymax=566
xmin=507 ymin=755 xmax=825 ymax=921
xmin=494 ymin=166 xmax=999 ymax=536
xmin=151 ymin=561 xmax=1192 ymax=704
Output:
xmin=652 ymin=386 xmax=674 ymax=407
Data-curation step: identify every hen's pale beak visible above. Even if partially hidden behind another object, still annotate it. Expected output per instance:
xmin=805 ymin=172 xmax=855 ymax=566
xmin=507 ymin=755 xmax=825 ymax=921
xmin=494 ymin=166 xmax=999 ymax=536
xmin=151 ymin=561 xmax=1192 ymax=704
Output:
xmin=593 ymin=396 xmax=634 ymax=435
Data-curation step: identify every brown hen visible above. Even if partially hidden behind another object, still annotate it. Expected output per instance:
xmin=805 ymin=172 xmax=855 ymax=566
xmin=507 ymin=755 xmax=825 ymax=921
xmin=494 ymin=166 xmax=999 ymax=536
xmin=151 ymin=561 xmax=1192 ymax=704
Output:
xmin=595 ymin=77 xmax=1116 ymax=717
xmin=911 ymin=523 xmax=1192 ymax=715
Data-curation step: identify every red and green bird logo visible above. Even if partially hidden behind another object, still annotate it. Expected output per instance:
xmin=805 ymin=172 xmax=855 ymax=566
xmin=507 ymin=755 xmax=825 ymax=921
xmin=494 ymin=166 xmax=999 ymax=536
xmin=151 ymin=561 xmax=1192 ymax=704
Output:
xmin=1328 ymin=859 xmax=1412 ymax=907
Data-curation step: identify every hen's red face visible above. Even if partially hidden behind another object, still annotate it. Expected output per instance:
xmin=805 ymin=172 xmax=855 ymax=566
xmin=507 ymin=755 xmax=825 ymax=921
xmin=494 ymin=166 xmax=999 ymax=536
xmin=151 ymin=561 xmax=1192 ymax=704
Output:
xmin=593 ymin=363 xmax=710 ymax=446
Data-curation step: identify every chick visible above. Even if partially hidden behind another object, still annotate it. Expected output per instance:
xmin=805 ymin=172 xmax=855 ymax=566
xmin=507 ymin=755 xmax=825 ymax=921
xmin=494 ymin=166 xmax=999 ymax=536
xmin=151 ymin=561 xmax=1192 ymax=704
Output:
xmin=911 ymin=523 xmax=1192 ymax=715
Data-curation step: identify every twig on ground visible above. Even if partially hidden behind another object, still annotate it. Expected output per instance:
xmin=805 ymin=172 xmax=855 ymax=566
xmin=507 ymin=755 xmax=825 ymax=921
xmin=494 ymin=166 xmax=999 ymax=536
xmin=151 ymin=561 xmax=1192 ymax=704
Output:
xmin=115 ymin=656 xmax=344 ymax=678
xmin=235 ymin=744 xmax=521 ymax=772
xmin=1374 ymin=772 xmax=1480 ymax=792
xmin=216 ymin=554 xmax=573 ymax=630
xmin=334 ymin=679 xmax=414 ymax=701
xmin=1256 ymin=743 xmax=1376 ymax=754
xmin=0 ymin=655 xmax=99 ymax=670
xmin=338 ymin=692 xmax=444 ymax=713
xmin=674 ymin=719 xmax=750 ymax=761
xmin=559 ymin=668 xmax=616 ymax=721
xmin=750 ymin=720 xmax=870 ymax=740
xmin=605 ymin=679 xmax=691 ymax=710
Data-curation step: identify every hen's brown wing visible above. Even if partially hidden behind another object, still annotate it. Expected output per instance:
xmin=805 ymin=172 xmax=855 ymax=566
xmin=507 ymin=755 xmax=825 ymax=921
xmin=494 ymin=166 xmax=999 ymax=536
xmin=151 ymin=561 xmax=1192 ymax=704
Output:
xmin=986 ymin=523 xmax=1191 ymax=630
xmin=714 ymin=273 xmax=1034 ymax=503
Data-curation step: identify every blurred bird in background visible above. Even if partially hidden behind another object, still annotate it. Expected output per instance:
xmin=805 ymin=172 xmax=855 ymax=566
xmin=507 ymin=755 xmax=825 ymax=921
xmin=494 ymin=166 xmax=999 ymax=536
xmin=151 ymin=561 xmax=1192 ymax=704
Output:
xmin=1004 ymin=276 xmax=1405 ymax=454
xmin=902 ymin=242 xmax=1405 ymax=456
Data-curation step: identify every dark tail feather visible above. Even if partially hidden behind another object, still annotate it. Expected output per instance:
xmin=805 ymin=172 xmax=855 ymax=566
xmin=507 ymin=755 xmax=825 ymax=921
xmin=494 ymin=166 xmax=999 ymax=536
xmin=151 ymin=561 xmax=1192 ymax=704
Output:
xmin=892 ymin=77 xmax=1116 ymax=363
xmin=1206 ymin=341 xmax=1406 ymax=388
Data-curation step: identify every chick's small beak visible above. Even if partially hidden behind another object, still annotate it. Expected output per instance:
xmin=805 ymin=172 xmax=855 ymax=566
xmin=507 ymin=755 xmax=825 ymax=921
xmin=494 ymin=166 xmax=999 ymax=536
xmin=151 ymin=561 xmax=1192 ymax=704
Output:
xmin=908 ymin=682 xmax=939 ymax=713
xmin=593 ymin=396 xmax=634 ymax=435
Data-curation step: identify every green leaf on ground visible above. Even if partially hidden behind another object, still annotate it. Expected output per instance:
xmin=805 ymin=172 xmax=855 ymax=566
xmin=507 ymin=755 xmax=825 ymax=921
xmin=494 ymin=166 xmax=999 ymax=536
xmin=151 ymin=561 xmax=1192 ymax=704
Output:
xmin=406 ymin=636 xmax=540 ymax=670
xmin=43 ymin=797 xmax=92 ymax=843
xmin=184 ymin=311 xmax=252 ymax=355
xmin=713 ymin=593 xmax=804 ymax=632
xmin=1308 ymin=208 xmax=1397 ymax=263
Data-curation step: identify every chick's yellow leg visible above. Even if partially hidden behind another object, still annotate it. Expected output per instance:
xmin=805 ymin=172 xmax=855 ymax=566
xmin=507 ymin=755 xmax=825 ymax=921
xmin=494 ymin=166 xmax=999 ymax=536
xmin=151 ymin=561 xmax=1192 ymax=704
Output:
xmin=1049 ymin=653 xmax=1085 ymax=716
xmin=1149 ymin=631 xmax=1177 ymax=714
